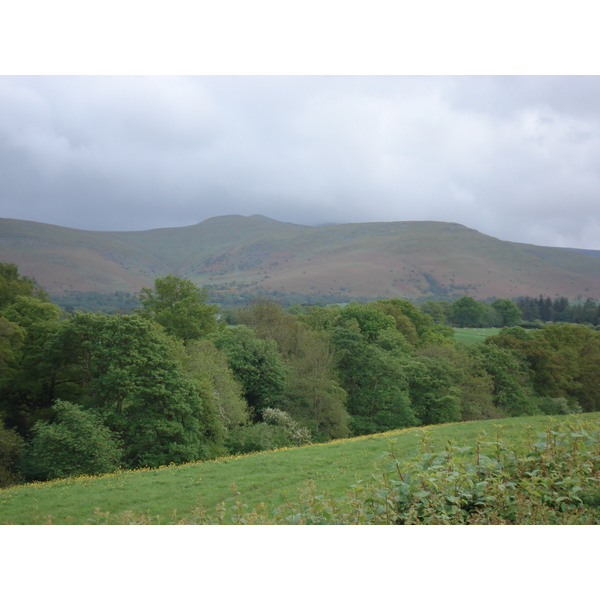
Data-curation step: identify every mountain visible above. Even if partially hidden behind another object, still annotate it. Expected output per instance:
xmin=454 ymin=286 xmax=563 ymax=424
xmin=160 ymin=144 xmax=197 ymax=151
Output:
xmin=2 ymin=215 xmax=600 ymax=302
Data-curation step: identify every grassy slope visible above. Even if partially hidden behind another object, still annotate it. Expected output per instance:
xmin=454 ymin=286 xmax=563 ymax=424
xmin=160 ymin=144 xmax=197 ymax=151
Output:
xmin=3 ymin=216 xmax=600 ymax=301
xmin=453 ymin=328 xmax=501 ymax=344
xmin=2 ymin=412 xmax=598 ymax=525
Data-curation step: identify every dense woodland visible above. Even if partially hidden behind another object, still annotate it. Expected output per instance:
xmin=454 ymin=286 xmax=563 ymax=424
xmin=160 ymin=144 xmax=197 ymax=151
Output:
xmin=2 ymin=261 xmax=600 ymax=487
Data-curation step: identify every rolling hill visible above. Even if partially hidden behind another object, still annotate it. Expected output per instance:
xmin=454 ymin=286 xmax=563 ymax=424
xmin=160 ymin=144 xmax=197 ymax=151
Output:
xmin=2 ymin=214 xmax=600 ymax=302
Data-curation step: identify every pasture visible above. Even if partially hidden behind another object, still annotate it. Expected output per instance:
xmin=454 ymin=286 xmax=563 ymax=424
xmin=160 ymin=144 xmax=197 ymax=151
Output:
xmin=2 ymin=412 xmax=598 ymax=524
xmin=453 ymin=327 xmax=501 ymax=344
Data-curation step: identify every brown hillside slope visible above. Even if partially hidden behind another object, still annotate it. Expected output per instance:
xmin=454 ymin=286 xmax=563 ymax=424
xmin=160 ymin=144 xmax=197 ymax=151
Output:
xmin=1 ymin=215 xmax=600 ymax=301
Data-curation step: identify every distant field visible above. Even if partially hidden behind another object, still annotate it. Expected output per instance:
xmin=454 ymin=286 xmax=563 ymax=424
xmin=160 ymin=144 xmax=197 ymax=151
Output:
xmin=453 ymin=327 xmax=501 ymax=344
xmin=2 ymin=413 xmax=598 ymax=525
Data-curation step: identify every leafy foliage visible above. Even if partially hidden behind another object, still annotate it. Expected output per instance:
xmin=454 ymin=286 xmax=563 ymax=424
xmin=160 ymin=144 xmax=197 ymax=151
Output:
xmin=0 ymin=422 xmax=25 ymax=487
xmin=332 ymin=328 xmax=417 ymax=434
xmin=181 ymin=339 xmax=250 ymax=431
xmin=139 ymin=274 xmax=218 ymax=342
xmin=0 ymin=263 xmax=49 ymax=309
xmin=19 ymin=400 xmax=122 ymax=481
xmin=211 ymin=325 xmax=288 ymax=416
xmin=42 ymin=313 xmax=222 ymax=468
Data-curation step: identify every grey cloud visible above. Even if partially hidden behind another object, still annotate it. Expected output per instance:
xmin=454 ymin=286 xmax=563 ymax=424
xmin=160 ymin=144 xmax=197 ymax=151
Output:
xmin=1 ymin=75 xmax=600 ymax=248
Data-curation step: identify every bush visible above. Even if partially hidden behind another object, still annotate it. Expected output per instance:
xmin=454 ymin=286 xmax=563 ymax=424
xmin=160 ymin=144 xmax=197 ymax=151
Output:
xmin=226 ymin=409 xmax=311 ymax=454
xmin=535 ymin=396 xmax=581 ymax=416
xmin=20 ymin=400 xmax=122 ymax=481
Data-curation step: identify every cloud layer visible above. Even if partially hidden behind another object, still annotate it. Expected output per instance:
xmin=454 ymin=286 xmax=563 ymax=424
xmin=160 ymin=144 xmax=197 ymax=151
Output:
xmin=2 ymin=76 xmax=600 ymax=248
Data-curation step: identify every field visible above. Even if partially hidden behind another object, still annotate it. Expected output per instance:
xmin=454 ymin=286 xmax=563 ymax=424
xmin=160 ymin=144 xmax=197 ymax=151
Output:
xmin=2 ymin=412 xmax=599 ymax=525
xmin=453 ymin=327 xmax=501 ymax=344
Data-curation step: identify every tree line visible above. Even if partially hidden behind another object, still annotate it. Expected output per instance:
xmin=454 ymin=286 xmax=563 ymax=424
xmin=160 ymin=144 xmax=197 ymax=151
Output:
xmin=1 ymin=262 xmax=598 ymax=486
xmin=419 ymin=295 xmax=600 ymax=328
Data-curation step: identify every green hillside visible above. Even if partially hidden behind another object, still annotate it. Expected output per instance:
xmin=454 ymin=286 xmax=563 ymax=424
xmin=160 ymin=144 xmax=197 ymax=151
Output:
xmin=2 ymin=413 xmax=599 ymax=525
xmin=3 ymin=215 xmax=600 ymax=302
xmin=453 ymin=328 xmax=501 ymax=344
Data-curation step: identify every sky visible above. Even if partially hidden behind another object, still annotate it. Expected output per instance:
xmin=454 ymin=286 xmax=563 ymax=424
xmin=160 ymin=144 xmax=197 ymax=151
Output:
xmin=1 ymin=2 xmax=600 ymax=251
xmin=2 ymin=75 xmax=600 ymax=249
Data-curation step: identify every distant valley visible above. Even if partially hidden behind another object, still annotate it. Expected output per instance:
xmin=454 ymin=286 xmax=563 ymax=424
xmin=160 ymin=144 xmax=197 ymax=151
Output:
xmin=2 ymin=214 xmax=600 ymax=304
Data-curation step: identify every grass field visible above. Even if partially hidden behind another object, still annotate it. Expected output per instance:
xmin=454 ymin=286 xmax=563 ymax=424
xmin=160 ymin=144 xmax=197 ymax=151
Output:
xmin=2 ymin=412 xmax=599 ymax=525
xmin=453 ymin=327 xmax=501 ymax=344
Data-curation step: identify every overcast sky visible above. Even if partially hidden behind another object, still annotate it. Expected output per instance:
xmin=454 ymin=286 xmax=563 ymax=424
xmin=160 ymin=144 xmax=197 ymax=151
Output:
xmin=2 ymin=75 xmax=600 ymax=249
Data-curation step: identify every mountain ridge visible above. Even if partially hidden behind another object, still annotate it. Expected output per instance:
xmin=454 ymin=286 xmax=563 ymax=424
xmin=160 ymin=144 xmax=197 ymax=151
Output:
xmin=2 ymin=215 xmax=600 ymax=302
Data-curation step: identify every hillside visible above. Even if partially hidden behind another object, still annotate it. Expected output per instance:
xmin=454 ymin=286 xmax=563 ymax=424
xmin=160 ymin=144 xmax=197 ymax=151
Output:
xmin=2 ymin=215 xmax=600 ymax=301
xmin=2 ymin=413 xmax=599 ymax=525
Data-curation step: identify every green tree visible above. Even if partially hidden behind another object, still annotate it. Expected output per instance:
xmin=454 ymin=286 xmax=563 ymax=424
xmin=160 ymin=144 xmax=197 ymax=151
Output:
xmin=401 ymin=355 xmax=462 ymax=425
xmin=0 ymin=421 xmax=25 ymax=487
xmin=451 ymin=296 xmax=491 ymax=327
xmin=237 ymin=299 xmax=350 ymax=439
xmin=0 ymin=296 xmax=63 ymax=434
xmin=283 ymin=328 xmax=350 ymax=440
xmin=19 ymin=400 xmax=122 ymax=481
xmin=139 ymin=274 xmax=218 ymax=342
xmin=211 ymin=325 xmax=288 ymax=417
xmin=335 ymin=302 xmax=396 ymax=343
xmin=376 ymin=299 xmax=432 ymax=339
xmin=419 ymin=300 xmax=452 ymax=324
xmin=535 ymin=324 xmax=600 ymax=412
xmin=237 ymin=297 xmax=303 ymax=358
xmin=491 ymin=299 xmax=522 ymax=327
xmin=182 ymin=339 xmax=250 ymax=431
xmin=0 ymin=263 xmax=49 ymax=309
xmin=42 ymin=313 xmax=222 ymax=468
xmin=411 ymin=344 xmax=500 ymax=422
xmin=474 ymin=343 xmax=539 ymax=416
xmin=332 ymin=328 xmax=417 ymax=435
xmin=0 ymin=317 xmax=24 ymax=375
xmin=297 ymin=305 xmax=341 ymax=333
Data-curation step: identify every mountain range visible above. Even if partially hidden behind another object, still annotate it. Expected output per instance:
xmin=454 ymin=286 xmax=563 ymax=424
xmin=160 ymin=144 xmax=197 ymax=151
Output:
xmin=2 ymin=214 xmax=600 ymax=302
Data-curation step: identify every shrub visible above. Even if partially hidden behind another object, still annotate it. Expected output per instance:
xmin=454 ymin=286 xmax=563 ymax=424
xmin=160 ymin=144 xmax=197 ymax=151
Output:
xmin=226 ymin=409 xmax=311 ymax=454
xmin=20 ymin=400 xmax=122 ymax=481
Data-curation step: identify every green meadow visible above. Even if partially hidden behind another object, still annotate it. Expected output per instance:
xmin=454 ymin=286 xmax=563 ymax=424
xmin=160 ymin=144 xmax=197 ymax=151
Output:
xmin=453 ymin=327 xmax=501 ymax=344
xmin=2 ymin=412 xmax=599 ymax=525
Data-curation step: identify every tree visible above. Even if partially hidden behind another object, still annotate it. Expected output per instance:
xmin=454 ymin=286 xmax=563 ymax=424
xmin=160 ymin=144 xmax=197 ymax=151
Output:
xmin=332 ymin=328 xmax=417 ymax=435
xmin=297 ymin=305 xmax=341 ymax=333
xmin=474 ymin=343 xmax=539 ymax=416
xmin=0 ymin=296 xmax=63 ymax=434
xmin=237 ymin=297 xmax=302 ymax=358
xmin=401 ymin=355 xmax=462 ymax=425
xmin=535 ymin=324 xmax=600 ymax=412
xmin=419 ymin=300 xmax=452 ymax=324
xmin=41 ymin=313 xmax=222 ymax=468
xmin=491 ymin=299 xmax=522 ymax=327
xmin=451 ymin=296 xmax=491 ymax=327
xmin=19 ymin=400 xmax=122 ymax=481
xmin=236 ymin=299 xmax=350 ymax=439
xmin=0 ymin=317 xmax=24 ymax=375
xmin=211 ymin=325 xmax=288 ymax=416
xmin=409 ymin=344 xmax=500 ymax=422
xmin=0 ymin=263 xmax=49 ymax=309
xmin=182 ymin=339 xmax=250 ymax=431
xmin=283 ymin=328 xmax=350 ymax=440
xmin=486 ymin=324 xmax=598 ymax=412
xmin=139 ymin=274 xmax=218 ymax=342
xmin=336 ymin=302 xmax=396 ymax=342
xmin=375 ymin=299 xmax=433 ymax=339
xmin=0 ymin=421 xmax=25 ymax=487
